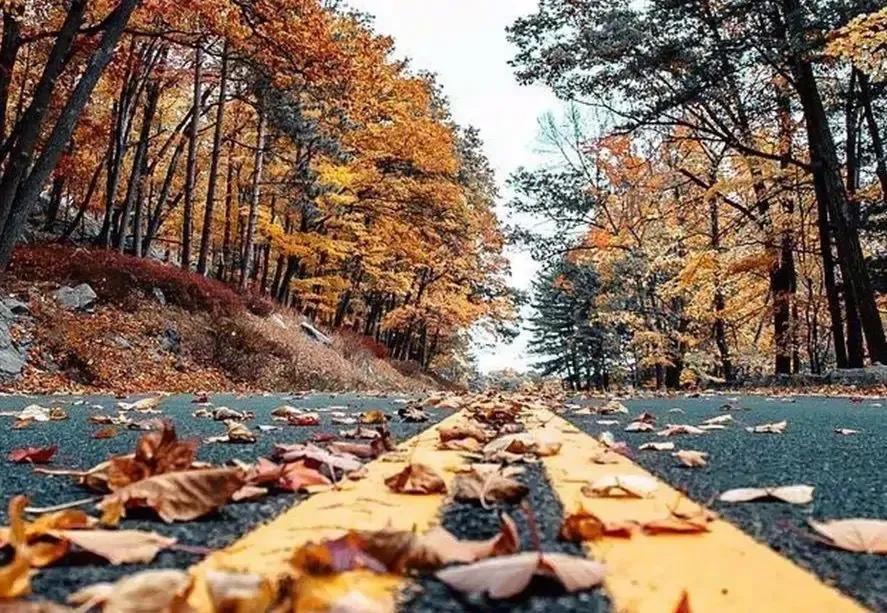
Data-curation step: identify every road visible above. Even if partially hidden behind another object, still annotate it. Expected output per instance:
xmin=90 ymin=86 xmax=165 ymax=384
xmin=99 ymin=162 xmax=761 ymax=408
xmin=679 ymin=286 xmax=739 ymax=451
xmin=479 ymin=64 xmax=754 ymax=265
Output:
xmin=0 ymin=392 xmax=883 ymax=611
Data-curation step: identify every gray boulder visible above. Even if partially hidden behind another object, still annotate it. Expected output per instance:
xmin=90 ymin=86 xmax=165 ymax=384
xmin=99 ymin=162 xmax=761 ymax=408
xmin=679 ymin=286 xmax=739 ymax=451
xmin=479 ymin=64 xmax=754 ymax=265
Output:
xmin=0 ymin=302 xmax=13 ymax=323
xmin=152 ymin=287 xmax=166 ymax=306
xmin=159 ymin=327 xmax=181 ymax=354
xmin=54 ymin=283 xmax=97 ymax=311
xmin=0 ymin=321 xmax=24 ymax=380
xmin=2 ymin=296 xmax=29 ymax=316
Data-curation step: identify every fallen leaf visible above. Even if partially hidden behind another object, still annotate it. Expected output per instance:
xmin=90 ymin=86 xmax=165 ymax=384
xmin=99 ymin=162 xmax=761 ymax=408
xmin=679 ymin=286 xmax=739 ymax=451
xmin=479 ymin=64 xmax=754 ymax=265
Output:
xmin=206 ymin=420 xmax=257 ymax=444
xmin=116 ymin=396 xmax=165 ymax=412
xmin=657 ymin=424 xmax=706 ymax=437
xmin=718 ymin=485 xmax=814 ymax=504
xmin=437 ymin=438 xmax=482 ymax=452
xmin=0 ymin=496 xmax=31 ymax=598
xmin=231 ymin=485 xmax=268 ymax=502
xmin=590 ymin=450 xmax=622 ymax=464
xmin=360 ymin=410 xmax=387 ymax=425
xmin=452 ymin=465 xmax=528 ymax=507
xmin=642 ymin=515 xmax=711 ymax=535
xmin=278 ymin=461 xmax=331 ymax=492
xmin=436 ymin=552 xmax=605 ymax=598
xmin=289 ymin=414 xmax=320 ymax=427
xmin=674 ymin=590 xmax=692 ymax=613
xmin=599 ymin=400 xmax=629 ymax=415
xmin=639 ymin=442 xmax=675 ymax=451
xmin=66 ymin=569 xmax=190 ymax=612
xmin=8 ymin=446 xmax=57 ymax=464
xmin=834 ymin=428 xmax=860 ymax=435
xmin=398 ymin=407 xmax=429 ymax=422
xmin=48 ymin=530 xmax=176 ymax=565
xmin=98 ymin=468 xmax=245 ymax=523
xmin=582 ymin=475 xmax=658 ymax=498
xmin=808 ymin=519 xmax=887 ymax=554
xmin=204 ymin=569 xmax=276 ymax=612
xmin=92 ymin=427 xmax=119 ymax=440
xmin=673 ymin=450 xmax=708 ymax=468
xmin=439 ymin=422 xmax=491 ymax=443
xmin=702 ymin=415 xmax=732 ymax=426
xmin=212 ymin=407 xmax=252 ymax=421
xmin=560 ymin=508 xmax=636 ymax=541
xmin=624 ymin=421 xmax=654 ymax=432
xmin=273 ymin=443 xmax=363 ymax=473
xmin=384 ymin=463 xmax=446 ymax=495
xmin=414 ymin=513 xmax=519 ymax=567
xmin=745 ymin=420 xmax=787 ymax=434
xmin=107 ymin=422 xmax=197 ymax=491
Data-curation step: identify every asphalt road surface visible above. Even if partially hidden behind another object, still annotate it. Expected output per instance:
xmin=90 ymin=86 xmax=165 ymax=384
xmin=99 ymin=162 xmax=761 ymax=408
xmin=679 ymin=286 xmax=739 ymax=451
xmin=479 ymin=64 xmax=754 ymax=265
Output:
xmin=0 ymin=392 xmax=883 ymax=611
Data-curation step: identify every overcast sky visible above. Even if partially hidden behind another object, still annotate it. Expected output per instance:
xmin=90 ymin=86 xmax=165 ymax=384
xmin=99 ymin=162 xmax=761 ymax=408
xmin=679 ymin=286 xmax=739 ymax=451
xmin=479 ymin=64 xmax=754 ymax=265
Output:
xmin=345 ymin=0 xmax=561 ymax=373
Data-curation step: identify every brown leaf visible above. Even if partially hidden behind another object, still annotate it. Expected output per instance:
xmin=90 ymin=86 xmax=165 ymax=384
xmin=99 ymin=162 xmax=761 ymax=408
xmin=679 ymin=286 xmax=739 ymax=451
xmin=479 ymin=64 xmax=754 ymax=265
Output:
xmin=93 ymin=427 xmax=119 ymax=440
xmin=359 ymin=410 xmax=387 ymax=425
xmin=278 ymin=461 xmax=331 ymax=492
xmin=206 ymin=421 xmax=256 ymax=444
xmin=204 ymin=569 xmax=276 ymax=613
xmin=437 ymin=437 xmax=482 ymax=452
xmin=808 ymin=519 xmax=887 ymax=554
xmin=582 ymin=475 xmax=658 ymax=498
xmin=98 ymin=468 xmax=245 ymax=523
xmin=0 ymin=496 xmax=31 ymax=598
xmin=107 ymin=422 xmax=197 ymax=491
xmin=413 ymin=513 xmax=519 ymax=567
xmin=66 ymin=569 xmax=191 ymax=613
xmin=675 ymin=590 xmax=692 ymax=613
xmin=439 ymin=422 xmax=491 ymax=443
xmin=231 ymin=485 xmax=268 ymax=502
xmin=246 ymin=458 xmax=284 ymax=486
xmin=48 ymin=530 xmax=176 ymax=565
xmin=289 ymin=413 xmax=320 ymax=427
xmin=8 ymin=446 xmax=57 ymax=464
xmin=673 ymin=450 xmax=708 ymax=468
xmin=452 ymin=465 xmax=528 ymax=507
xmin=560 ymin=508 xmax=636 ymax=542
xmin=745 ymin=420 xmax=787 ymax=434
xmin=642 ymin=515 xmax=711 ymax=535
xmin=436 ymin=552 xmax=605 ymax=598
xmin=384 ymin=463 xmax=446 ymax=495
xmin=273 ymin=443 xmax=363 ymax=473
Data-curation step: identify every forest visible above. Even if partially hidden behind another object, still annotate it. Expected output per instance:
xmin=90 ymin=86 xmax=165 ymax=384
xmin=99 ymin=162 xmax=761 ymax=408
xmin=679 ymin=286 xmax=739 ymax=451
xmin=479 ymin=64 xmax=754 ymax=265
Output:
xmin=511 ymin=1 xmax=887 ymax=389
xmin=0 ymin=0 xmax=514 ymax=375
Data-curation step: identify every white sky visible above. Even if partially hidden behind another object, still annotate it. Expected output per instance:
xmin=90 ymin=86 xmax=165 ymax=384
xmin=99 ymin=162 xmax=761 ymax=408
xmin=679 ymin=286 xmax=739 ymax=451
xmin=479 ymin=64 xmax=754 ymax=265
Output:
xmin=345 ymin=0 xmax=561 ymax=373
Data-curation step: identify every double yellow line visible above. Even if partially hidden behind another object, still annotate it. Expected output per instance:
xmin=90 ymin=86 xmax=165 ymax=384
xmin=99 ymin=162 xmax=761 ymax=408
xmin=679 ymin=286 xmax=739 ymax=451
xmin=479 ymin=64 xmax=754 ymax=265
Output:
xmin=186 ymin=406 xmax=866 ymax=612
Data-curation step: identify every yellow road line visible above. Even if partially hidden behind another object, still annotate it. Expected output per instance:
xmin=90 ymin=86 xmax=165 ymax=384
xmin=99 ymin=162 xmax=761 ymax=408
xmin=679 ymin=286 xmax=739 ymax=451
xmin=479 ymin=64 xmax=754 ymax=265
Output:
xmin=186 ymin=409 xmax=471 ymax=611
xmin=523 ymin=409 xmax=866 ymax=613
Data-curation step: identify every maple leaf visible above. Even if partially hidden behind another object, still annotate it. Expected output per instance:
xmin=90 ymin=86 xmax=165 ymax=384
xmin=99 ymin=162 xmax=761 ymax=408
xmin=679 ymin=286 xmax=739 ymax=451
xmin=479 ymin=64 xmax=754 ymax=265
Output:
xmin=7 ymin=446 xmax=57 ymax=464
xmin=107 ymin=422 xmax=197 ymax=491
xmin=384 ymin=463 xmax=446 ymax=494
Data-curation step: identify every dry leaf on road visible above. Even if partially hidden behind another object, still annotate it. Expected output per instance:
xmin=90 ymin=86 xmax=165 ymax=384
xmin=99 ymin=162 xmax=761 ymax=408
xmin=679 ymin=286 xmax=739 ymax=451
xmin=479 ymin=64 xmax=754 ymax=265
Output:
xmin=834 ymin=428 xmax=860 ymax=435
xmin=560 ymin=508 xmax=637 ymax=541
xmin=808 ymin=519 xmax=887 ymax=554
xmin=7 ymin=446 xmax=57 ymax=464
xmin=99 ymin=468 xmax=245 ymax=523
xmin=582 ymin=475 xmax=658 ymax=498
xmin=278 ymin=461 xmax=331 ymax=492
xmin=624 ymin=421 xmax=654 ymax=432
xmin=385 ymin=463 xmax=446 ymax=495
xmin=452 ymin=465 xmax=528 ymax=507
xmin=745 ymin=420 xmax=787 ymax=434
xmin=718 ymin=485 xmax=813 ymax=505
xmin=657 ymin=424 xmax=706 ymax=437
xmin=107 ymin=422 xmax=197 ymax=491
xmin=436 ymin=552 xmax=605 ymax=598
xmin=673 ymin=450 xmax=708 ymax=468
xmin=48 ymin=530 xmax=176 ymax=565
xmin=66 ymin=569 xmax=191 ymax=613
xmin=639 ymin=442 xmax=675 ymax=452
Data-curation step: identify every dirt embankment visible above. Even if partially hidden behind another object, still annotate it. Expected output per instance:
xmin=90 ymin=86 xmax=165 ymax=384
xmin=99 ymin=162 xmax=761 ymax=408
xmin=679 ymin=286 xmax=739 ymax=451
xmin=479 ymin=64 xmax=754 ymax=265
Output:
xmin=1 ymin=244 xmax=447 ymax=394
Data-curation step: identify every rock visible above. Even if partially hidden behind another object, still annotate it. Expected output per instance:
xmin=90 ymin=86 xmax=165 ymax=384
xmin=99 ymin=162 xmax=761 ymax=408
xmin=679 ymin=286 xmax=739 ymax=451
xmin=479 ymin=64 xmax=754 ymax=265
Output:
xmin=54 ymin=283 xmax=97 ymax=311
xmin=2 ymin=296 xmax=29 ymax=316
xmin=152 ymin=287 xmax=166 ymax=305
xmin=0 ymin=302 xmax=13 ymax=323
xmin=0 ymin=322 xmax=24 ymax=380
xmin=159 ymin=327 xmax=181 ymax=354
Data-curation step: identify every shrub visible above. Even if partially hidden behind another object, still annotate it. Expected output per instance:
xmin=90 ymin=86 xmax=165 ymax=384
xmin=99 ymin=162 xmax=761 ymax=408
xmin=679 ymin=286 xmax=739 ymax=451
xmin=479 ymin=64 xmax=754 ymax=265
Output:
xmin=245 ymin=292 xmax=275 ymax=316
xmin=11 ymin=244 xmax=248 ymax=316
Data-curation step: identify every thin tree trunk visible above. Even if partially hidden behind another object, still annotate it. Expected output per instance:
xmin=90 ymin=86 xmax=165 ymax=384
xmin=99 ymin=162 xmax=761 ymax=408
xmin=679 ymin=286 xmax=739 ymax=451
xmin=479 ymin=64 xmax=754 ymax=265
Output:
xmin=197 ymin=41 xmax=228 ymax=275
xmin=239 ymin=101 xmax=267 ymax=290
xmin=181 ymin=44 xmax=202 ymax=270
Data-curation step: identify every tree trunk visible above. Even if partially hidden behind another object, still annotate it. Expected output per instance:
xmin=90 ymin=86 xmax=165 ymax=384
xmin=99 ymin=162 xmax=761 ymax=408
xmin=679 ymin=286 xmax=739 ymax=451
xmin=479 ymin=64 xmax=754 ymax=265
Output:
xmin=0 ymin=9 xmax=22 ymax=143
xmin=197 ymin=41 xmax=228 ymax=275
xmin=239 ymin=101 xmax=267 ymax=290
xmin=181 ymin=44 xmax=202 ymax=270
xmin=857 ymin=72 xmax=887 ymax=203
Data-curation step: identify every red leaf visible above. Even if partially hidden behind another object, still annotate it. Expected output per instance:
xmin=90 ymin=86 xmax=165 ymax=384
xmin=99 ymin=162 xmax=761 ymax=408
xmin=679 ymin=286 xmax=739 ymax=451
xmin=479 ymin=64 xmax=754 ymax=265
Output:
xmin=8 ymin=445 xmax=58 ymax=464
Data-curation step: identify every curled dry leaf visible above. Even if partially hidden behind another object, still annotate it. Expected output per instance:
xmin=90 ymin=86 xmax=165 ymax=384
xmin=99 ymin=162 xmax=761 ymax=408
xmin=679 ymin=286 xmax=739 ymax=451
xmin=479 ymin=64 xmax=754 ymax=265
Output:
xmin=66 ymin=569 xmax=191 ymax=613
xmin=673 ymin=450 xmax=708 ymax=468
xmin=599 ymin=400 xmax=629 ymax=415
xmin=0 ymin=496 xmax=32 ymax=598
xmin=624 ymin=421 xmax=654 ymax=432
xmin=642 ymin=515 xmax=711 ymax=535
xmin=206 ymin=420 xmax=257 ymax=444
xmin=278 ymin=461 xmax=331 ymax=492
xmin=271 ymin=405 xmax=302 ymax=420
xmin=273 ymin=443 xmax=363 ymax=473
xmin=439 ymin=422 xmax=491 ymax=443
xmin=92 ymin=427 xmax=119 ymax=440
xmin=702 ymin=415 xmax=733 ymax=426
xmin=116 ymin=396 xmax=165 ymax=412
xmin=327 ymin=440 xmax=384 ymax=460
xmin=204 ymin=569 xmax=276 ymax=613
xmin=339 ymin=426 xmax=382 ymax=440
xmin=398 ymin=407 xmax=429 ymax=422
xmin=590 ymin=450 xmax=622 ymax=465
xmin=107 ymin=422 xmax=197 ymax=491
xmin=451 ymin=465 xmax=528 ymax=507
xmin=718 ymin=485 xmax=813 ymax=505
xmin=48 ymin=530 xmax=176 ymax=565
xmin=745 ymin=420 xmax=787 ymax=434
xmin=639 ymin=442 xmax=675 ymax=452
xmin=415 ymin=513 xmax=519 ymax=568
xmin=834 ymin=428 xmax=860 ymax=435
xmin=436 ymin=552 xmax=606 ymax=599
xmin=437 ymin=437 xmax=482 ymax=452
xmin=212 ymin=407 xmax=252 ymax=421
xmin=359 ymin=410 xmax=387 ymax=425
xmin=808 ymin=519 xmax=887 ymax=554
xmin=384 ymin=463 xmax=447 ymax=495
xmin=98 ymin=467 xmax=245 ymax=523
xmin=8 ymin=445 xmax=57 ymax=464
xmin=482 ymin=432 xmax=561 ymax=458
xmin=289 ymin=413 xmax=320 ymax=427
xmin=657 ymin=424 xmax=706 ymax=437
xmin=596 ymin=419 xmax=619 ymax=426
xmin=582 ymin=475 xmax=658 ymax=499
xmin=560 ymin=508 xmax=636 ymax=542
